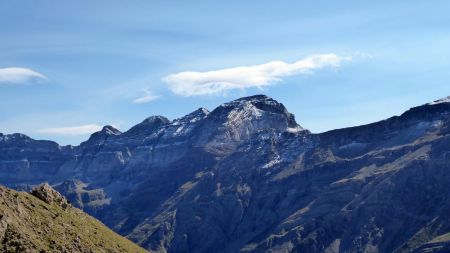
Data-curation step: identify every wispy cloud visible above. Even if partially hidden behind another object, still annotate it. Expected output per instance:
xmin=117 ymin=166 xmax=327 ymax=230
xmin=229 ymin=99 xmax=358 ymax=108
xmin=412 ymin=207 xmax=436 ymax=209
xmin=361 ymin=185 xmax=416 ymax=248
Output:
xmin=36 ymin=124 xmax=103 ymax=136
xmin=132 ymin=89 xmax=159 ymax=104
xmin=0 ymin=67 xmax=47 ymax=84
xmin=163 ymin=54 xmax=350 ymax=96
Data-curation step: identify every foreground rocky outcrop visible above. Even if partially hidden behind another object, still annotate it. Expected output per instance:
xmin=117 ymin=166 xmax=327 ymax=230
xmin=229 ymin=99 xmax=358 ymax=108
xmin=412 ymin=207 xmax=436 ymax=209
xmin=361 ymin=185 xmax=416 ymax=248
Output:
xmin=0 ymin=184 xmax=148 ymax=252
xmin=1 ymin=94 xmax=450 ymax=252
xmin=31 ymin=183 xmax=70 ymax=209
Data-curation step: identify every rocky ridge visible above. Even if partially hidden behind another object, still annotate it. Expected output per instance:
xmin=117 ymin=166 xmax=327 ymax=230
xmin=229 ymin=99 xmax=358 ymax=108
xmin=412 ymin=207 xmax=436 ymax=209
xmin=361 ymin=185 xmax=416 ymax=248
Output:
xmin=0 ymin=94 xmax=450 ymax=252
xmin=0 ymin=184 xmax=148 ymax=252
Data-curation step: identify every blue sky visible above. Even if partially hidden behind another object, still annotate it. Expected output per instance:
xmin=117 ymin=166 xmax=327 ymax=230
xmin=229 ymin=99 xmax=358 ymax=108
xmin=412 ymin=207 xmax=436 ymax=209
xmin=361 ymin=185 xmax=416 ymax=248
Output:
xmin=1 ymin=1 xmax=450 ymax=145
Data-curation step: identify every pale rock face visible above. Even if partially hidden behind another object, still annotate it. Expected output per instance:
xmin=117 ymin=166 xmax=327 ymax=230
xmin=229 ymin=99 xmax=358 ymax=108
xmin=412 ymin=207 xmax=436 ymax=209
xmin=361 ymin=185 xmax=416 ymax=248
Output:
xmin=31 ymin=183 xmax=70 ymax=209
xmin=195 ymin=95 xmax=304 ymax=154
xmin=1 ymin=95 xmax=450 ymax=253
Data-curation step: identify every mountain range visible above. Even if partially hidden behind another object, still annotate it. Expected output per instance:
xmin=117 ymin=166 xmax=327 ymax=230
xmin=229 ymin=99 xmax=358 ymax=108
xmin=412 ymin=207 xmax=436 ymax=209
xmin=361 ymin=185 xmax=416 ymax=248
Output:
xmin=1 ymin=94 xmax=450 ymax=252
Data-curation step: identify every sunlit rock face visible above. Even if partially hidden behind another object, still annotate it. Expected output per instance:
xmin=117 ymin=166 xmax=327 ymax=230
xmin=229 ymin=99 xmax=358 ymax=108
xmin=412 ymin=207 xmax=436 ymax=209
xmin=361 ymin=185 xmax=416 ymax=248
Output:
xmin=1 ymin=95 xmax=450 ymax=253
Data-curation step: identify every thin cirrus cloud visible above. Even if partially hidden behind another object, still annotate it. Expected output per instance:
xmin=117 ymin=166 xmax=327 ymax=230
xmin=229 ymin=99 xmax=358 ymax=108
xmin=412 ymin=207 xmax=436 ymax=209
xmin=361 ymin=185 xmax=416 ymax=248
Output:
xmin=0 ymin=67 xmax=47 ymax=84
xmin=163 ymin=53 xmax=350 ymax=96
xmin=36 ymin=124 xmax=104 ymax=136
xmin=132 ymin=89 xmax=159 ymax=104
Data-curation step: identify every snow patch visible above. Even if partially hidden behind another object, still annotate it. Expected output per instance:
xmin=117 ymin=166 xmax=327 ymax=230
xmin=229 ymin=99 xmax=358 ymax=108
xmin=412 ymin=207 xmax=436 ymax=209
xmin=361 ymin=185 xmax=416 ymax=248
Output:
xmin=338 ymin=142 xmax=367 ymax=150
xmin=262 ymin=155 xmax=281 ymax=169
xmin=428 ymin=96 xmax=450 ymax=105
xmin=286 ymin=126 xmax=304 ymax=133
xmin=226 ymin=103 xmax=264 ymax=126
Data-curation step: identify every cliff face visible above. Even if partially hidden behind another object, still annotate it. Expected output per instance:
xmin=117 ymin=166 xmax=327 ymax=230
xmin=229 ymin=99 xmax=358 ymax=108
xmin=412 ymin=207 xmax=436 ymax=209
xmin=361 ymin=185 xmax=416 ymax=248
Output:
xmin=1 ymin=95 xmax=450 ymax=253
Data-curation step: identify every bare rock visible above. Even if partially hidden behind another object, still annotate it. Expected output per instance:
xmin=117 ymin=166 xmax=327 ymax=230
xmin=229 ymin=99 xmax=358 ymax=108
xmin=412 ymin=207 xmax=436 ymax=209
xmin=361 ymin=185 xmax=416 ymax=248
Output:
xmin=0 ymin=214 xmax=8 ymax=242
xmin=31 ymin=183 xmax=70 ymax=209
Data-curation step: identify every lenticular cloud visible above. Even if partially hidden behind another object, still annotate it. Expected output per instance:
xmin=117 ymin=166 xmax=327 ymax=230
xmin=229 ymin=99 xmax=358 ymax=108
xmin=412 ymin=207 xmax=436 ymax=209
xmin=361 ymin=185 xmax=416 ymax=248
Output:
xmin=163 ymin=54 xmax=349 ymax=96
xmin=0 ymin=67 xmax=47 ymax=84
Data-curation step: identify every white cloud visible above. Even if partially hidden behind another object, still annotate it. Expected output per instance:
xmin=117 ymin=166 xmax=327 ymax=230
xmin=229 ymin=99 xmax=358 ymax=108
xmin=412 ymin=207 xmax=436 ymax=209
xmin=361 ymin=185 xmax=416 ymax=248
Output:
xmin=36 ymin=124 xmax=103 ymax=136
xmin=132 ymin=89 xmax=159 ymax=104
xmin=163 ymin=54 xmax=350 ymax=96
xmin=0 ymin=67 xmax=47 ymax=84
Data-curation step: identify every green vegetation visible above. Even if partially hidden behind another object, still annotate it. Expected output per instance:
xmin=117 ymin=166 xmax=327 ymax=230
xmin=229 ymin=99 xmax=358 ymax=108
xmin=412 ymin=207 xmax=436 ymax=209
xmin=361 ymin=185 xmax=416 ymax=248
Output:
xmin=0 ymin=186 xmax=148 ymax=253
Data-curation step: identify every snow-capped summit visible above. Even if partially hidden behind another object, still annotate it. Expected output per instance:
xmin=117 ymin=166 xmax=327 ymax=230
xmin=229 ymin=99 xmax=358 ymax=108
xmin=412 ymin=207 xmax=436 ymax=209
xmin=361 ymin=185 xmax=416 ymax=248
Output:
xmin=428 ymin=96 xmax=450 ymax=105
xmin=211 ymin=94 xmax=302 ymax=133
xmin=101 ymin=125 xmax=122 ymax=136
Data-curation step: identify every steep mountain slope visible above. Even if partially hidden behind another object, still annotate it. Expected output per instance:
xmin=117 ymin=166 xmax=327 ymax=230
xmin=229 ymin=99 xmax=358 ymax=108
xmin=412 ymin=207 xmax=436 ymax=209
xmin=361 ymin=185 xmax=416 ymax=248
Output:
xmin=0 ymin=184 xmax=148 ymax=252
xmin=0 ymin=95 xmax=450 ymax=252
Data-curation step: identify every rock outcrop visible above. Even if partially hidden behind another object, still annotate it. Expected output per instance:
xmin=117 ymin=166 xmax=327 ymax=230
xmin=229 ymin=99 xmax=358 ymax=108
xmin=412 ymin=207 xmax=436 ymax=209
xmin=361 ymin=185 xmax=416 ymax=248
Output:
xmin=31 ymin=183 xmax=70 ymax=209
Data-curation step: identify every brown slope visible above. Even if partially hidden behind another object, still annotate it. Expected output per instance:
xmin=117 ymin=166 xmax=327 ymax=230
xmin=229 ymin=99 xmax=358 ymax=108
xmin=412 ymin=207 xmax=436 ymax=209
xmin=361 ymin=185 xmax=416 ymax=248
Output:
xmin=0 ymin=184 xmax=148 ymax=253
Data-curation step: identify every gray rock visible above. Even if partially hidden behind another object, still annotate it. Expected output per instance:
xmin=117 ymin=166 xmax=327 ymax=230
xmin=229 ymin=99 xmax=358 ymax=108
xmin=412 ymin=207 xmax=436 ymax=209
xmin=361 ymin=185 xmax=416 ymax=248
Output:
xmin=31 ymin=183 xmax=70 ymax=209
xmin=1 ymin=95 xmax=450 ymax=252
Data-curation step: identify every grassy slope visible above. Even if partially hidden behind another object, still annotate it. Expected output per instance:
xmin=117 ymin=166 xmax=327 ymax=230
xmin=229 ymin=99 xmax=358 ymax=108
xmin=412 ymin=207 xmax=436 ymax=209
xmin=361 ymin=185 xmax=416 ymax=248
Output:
xmin=0 ymin=186 xmax=148 ymax=253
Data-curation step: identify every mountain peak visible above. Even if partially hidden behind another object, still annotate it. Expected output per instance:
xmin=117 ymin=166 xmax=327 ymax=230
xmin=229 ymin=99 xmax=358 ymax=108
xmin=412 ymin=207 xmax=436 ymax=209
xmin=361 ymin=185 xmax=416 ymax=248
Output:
xmin=195 ymin=95 xmax=305 ymax=147
xmin=141 ymin=115 xmax=170 ymax=125
xmin=213 ymin=94 xmax=301 ymax=130
xmin=0 ymin=133 xmax=32 ymax=144
xmin=101 ymin=125 xmax=122 ymax=135
xmin=172 ymin=107 xmax=210 ymax=126
xmin=220 ymin=95 xmax=287 ymax=113
xmin=81 ymin=125 xmax=121 ymax=146
xmin=123 ymin=115 xmax=170 ymax=137
xmin=234 ymin=94 xmax=270 ymax=102
xmin=222 ymin=94 xmax=272 ymax=106
xmin=195 ymin=107 xmax=210 ymax=116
